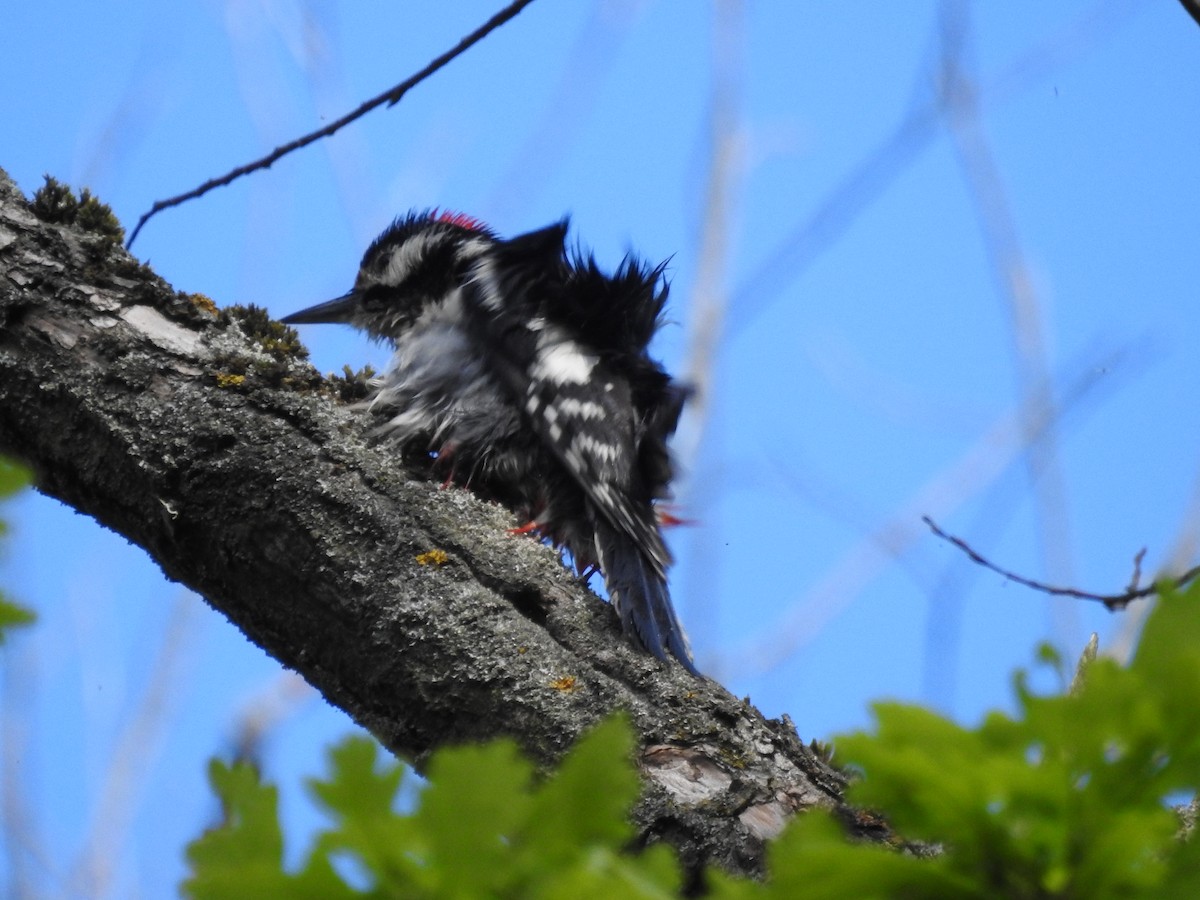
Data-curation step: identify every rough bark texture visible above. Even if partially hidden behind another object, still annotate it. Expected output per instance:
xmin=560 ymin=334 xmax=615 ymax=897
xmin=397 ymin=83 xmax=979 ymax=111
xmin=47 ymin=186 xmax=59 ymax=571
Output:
xmin=0 ymin=167 xmax=872 ymax=881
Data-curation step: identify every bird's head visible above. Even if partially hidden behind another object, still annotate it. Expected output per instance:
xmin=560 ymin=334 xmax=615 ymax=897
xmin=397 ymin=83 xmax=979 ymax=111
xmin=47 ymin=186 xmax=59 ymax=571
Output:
xmin=281 ymin=210 xmax=495 ymax=338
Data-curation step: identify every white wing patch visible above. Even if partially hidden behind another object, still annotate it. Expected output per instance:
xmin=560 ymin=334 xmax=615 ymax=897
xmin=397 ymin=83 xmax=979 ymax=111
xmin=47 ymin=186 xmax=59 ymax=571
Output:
xmin=571 ymin=433 xmax=621 ymax=464
xmin=457 ymin=236 xmax=493 ymax=261
xmin=533 ymin=339 xmax=596 ymax=385
xmin=555 ymin=397 xmax=607 ymax=420
xmin=469 ymin=255 xmax=505 ymax=311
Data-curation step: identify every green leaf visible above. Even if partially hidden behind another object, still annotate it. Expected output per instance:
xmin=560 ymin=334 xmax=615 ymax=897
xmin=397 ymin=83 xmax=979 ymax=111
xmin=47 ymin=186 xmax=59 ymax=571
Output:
xmin=176 ymin=577 xmax=1200 ymax=898
xmin=184 ymin=760 xmax=285 ymax=898
xmin=516 ymin=714 xmax=644 ymax=879
xmin=765 ymin=810 xmax=976 ymax=900
xmin=813 ymin=577 xmax=1200 ymax=897
xmin=183 ymin=759 xmax=356 ymax=900
xmin=308 ymin=735 xmax=421 ymax=890
xmin=0 ymin=457 xmax=30 ymax=500
xmin=185 ymin=720 xmax=685 ymax=898
xmin=531 ymin=844 xmax=681 ymax=900
xmin=1131 ymin=582 xmax=1200 ymax=741
xmin=309 ymin=736 xmax=405 ymax=821
xmin=414 ymin=737 xmax=535 ymax=895
xmin=0 ymin=457 xmax=33 ymax=644
xmin=0 ymin=596 xmax=36 ymax=644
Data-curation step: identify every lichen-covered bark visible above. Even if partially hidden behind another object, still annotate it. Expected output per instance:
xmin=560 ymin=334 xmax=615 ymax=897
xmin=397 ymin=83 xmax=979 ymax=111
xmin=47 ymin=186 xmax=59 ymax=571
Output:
xmin=0 ymin=167 xmax=862 ymax=880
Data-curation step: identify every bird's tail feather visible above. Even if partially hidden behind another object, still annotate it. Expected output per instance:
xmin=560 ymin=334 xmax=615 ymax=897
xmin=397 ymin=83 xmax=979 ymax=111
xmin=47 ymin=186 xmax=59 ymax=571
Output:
xmin=594 ymin=521 xmax=699 ymax=676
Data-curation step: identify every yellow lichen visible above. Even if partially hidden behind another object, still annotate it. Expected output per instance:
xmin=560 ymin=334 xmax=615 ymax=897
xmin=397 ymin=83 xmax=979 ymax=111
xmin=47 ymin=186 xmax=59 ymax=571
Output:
xmin=416 ymin=549 xmax=450 ymax=566
xmin=549 ymin=675 xmax=579 ymax=692
xmin=215 ymin=373 xmax=246 ymax=389
xmin=189 ymin=293 xmax=219 ymax=316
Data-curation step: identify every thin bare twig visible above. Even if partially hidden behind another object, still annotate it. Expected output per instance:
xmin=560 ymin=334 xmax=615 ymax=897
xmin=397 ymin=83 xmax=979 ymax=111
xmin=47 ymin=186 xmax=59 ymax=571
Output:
xmin=1126 ymin=547 xmax=1147 ymax=595
xmin=126 ymin=0 xmax=538 ymax=248
xmin=922 ymin=516 xmax=1200 ymax=610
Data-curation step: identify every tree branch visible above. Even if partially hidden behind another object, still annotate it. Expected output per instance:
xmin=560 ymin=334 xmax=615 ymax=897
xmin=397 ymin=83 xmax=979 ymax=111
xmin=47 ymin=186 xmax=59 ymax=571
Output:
xmin=0 ymin=167 xmax=869 ymax=880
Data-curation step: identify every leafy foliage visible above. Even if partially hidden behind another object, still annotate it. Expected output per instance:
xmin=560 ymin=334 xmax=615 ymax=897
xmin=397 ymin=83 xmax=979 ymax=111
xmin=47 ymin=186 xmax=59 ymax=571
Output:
xmin=183 ymin=715 xmax=680 ymax=899
xmin=184 ymin=581 xmax=1200 ymax=898
xmin=740 ymin=578 xmax=1200 ymax=899
xmin=0 ymin=457 xmax=35 ymax=643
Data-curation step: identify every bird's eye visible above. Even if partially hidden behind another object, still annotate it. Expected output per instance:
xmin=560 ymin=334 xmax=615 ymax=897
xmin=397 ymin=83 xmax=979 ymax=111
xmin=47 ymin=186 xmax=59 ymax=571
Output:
xmin=361 ymin=285 xmax=394 ymax=311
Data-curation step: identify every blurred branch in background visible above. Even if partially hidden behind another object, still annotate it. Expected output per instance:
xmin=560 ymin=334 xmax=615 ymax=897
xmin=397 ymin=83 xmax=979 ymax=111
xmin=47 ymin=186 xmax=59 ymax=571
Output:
xmin=727 ymin=0 xmax=1134 ymax=338
xmin=676 ymin=0 xmax=745 ymax=671
xmin=0 ymin=462 xmax=44 ymax=899
xmin=230 ymin=672 xmax=316 ymax=768
xmin=2 ymin=645 xmax=49 ymax=899
xmin=937 ymin=0 xmax=1078 ymax=648
xmin=68 ymin=594 xmax=198 ymax=900
xmin=680 ymin=0 xmax=744 ymax=442
xmin=484 ymin=0 xmax=645 ymax=225
xmin=724 ymin=348 xmax=1135 ymax=678
xmin=711 ymin=0 xmax=1136 ymax=685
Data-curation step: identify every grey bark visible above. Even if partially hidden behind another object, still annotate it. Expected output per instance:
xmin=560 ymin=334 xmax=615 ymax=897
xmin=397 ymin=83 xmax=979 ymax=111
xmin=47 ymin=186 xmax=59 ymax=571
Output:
xmin=0 ymin=167 xmax=870 ymax=881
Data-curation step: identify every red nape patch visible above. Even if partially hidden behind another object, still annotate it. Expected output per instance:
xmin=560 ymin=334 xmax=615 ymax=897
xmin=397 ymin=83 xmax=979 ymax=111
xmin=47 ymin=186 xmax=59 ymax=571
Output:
xmin=435 ymin=209 xmax=489 ymax=232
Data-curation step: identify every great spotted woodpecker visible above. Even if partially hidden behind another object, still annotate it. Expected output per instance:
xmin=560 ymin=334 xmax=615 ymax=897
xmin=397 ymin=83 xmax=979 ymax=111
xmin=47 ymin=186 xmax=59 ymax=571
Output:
xmin=282 ymin=211 xmax=698 ymax=676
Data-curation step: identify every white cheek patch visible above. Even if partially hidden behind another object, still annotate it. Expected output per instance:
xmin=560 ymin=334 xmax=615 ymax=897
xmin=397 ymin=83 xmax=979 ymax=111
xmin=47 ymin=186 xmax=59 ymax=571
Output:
xmin=385 ymin=231 xmax=436 ymax=284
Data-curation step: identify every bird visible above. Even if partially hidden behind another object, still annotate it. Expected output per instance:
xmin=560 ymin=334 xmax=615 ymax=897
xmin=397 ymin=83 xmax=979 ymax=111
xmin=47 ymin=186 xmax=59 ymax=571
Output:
xmin=282 ymin=210 xmax=699 ymax=676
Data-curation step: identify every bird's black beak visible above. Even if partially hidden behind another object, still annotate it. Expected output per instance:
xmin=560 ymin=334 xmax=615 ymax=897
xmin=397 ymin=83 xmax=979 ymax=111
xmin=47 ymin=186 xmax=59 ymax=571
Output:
xmin=280 ymin=291 xmax=360 ymax=325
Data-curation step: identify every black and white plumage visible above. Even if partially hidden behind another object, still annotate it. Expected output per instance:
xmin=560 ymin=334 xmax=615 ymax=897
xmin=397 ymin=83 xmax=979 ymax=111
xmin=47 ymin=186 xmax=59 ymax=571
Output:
xmin=282 ymin=211 xmax=699 ymax=676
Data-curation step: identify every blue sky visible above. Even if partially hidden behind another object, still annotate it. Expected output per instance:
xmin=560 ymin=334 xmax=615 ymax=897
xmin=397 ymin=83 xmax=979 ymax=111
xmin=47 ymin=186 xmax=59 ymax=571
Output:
xmin=2 ymin=1 xmax=1199 ymax=895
